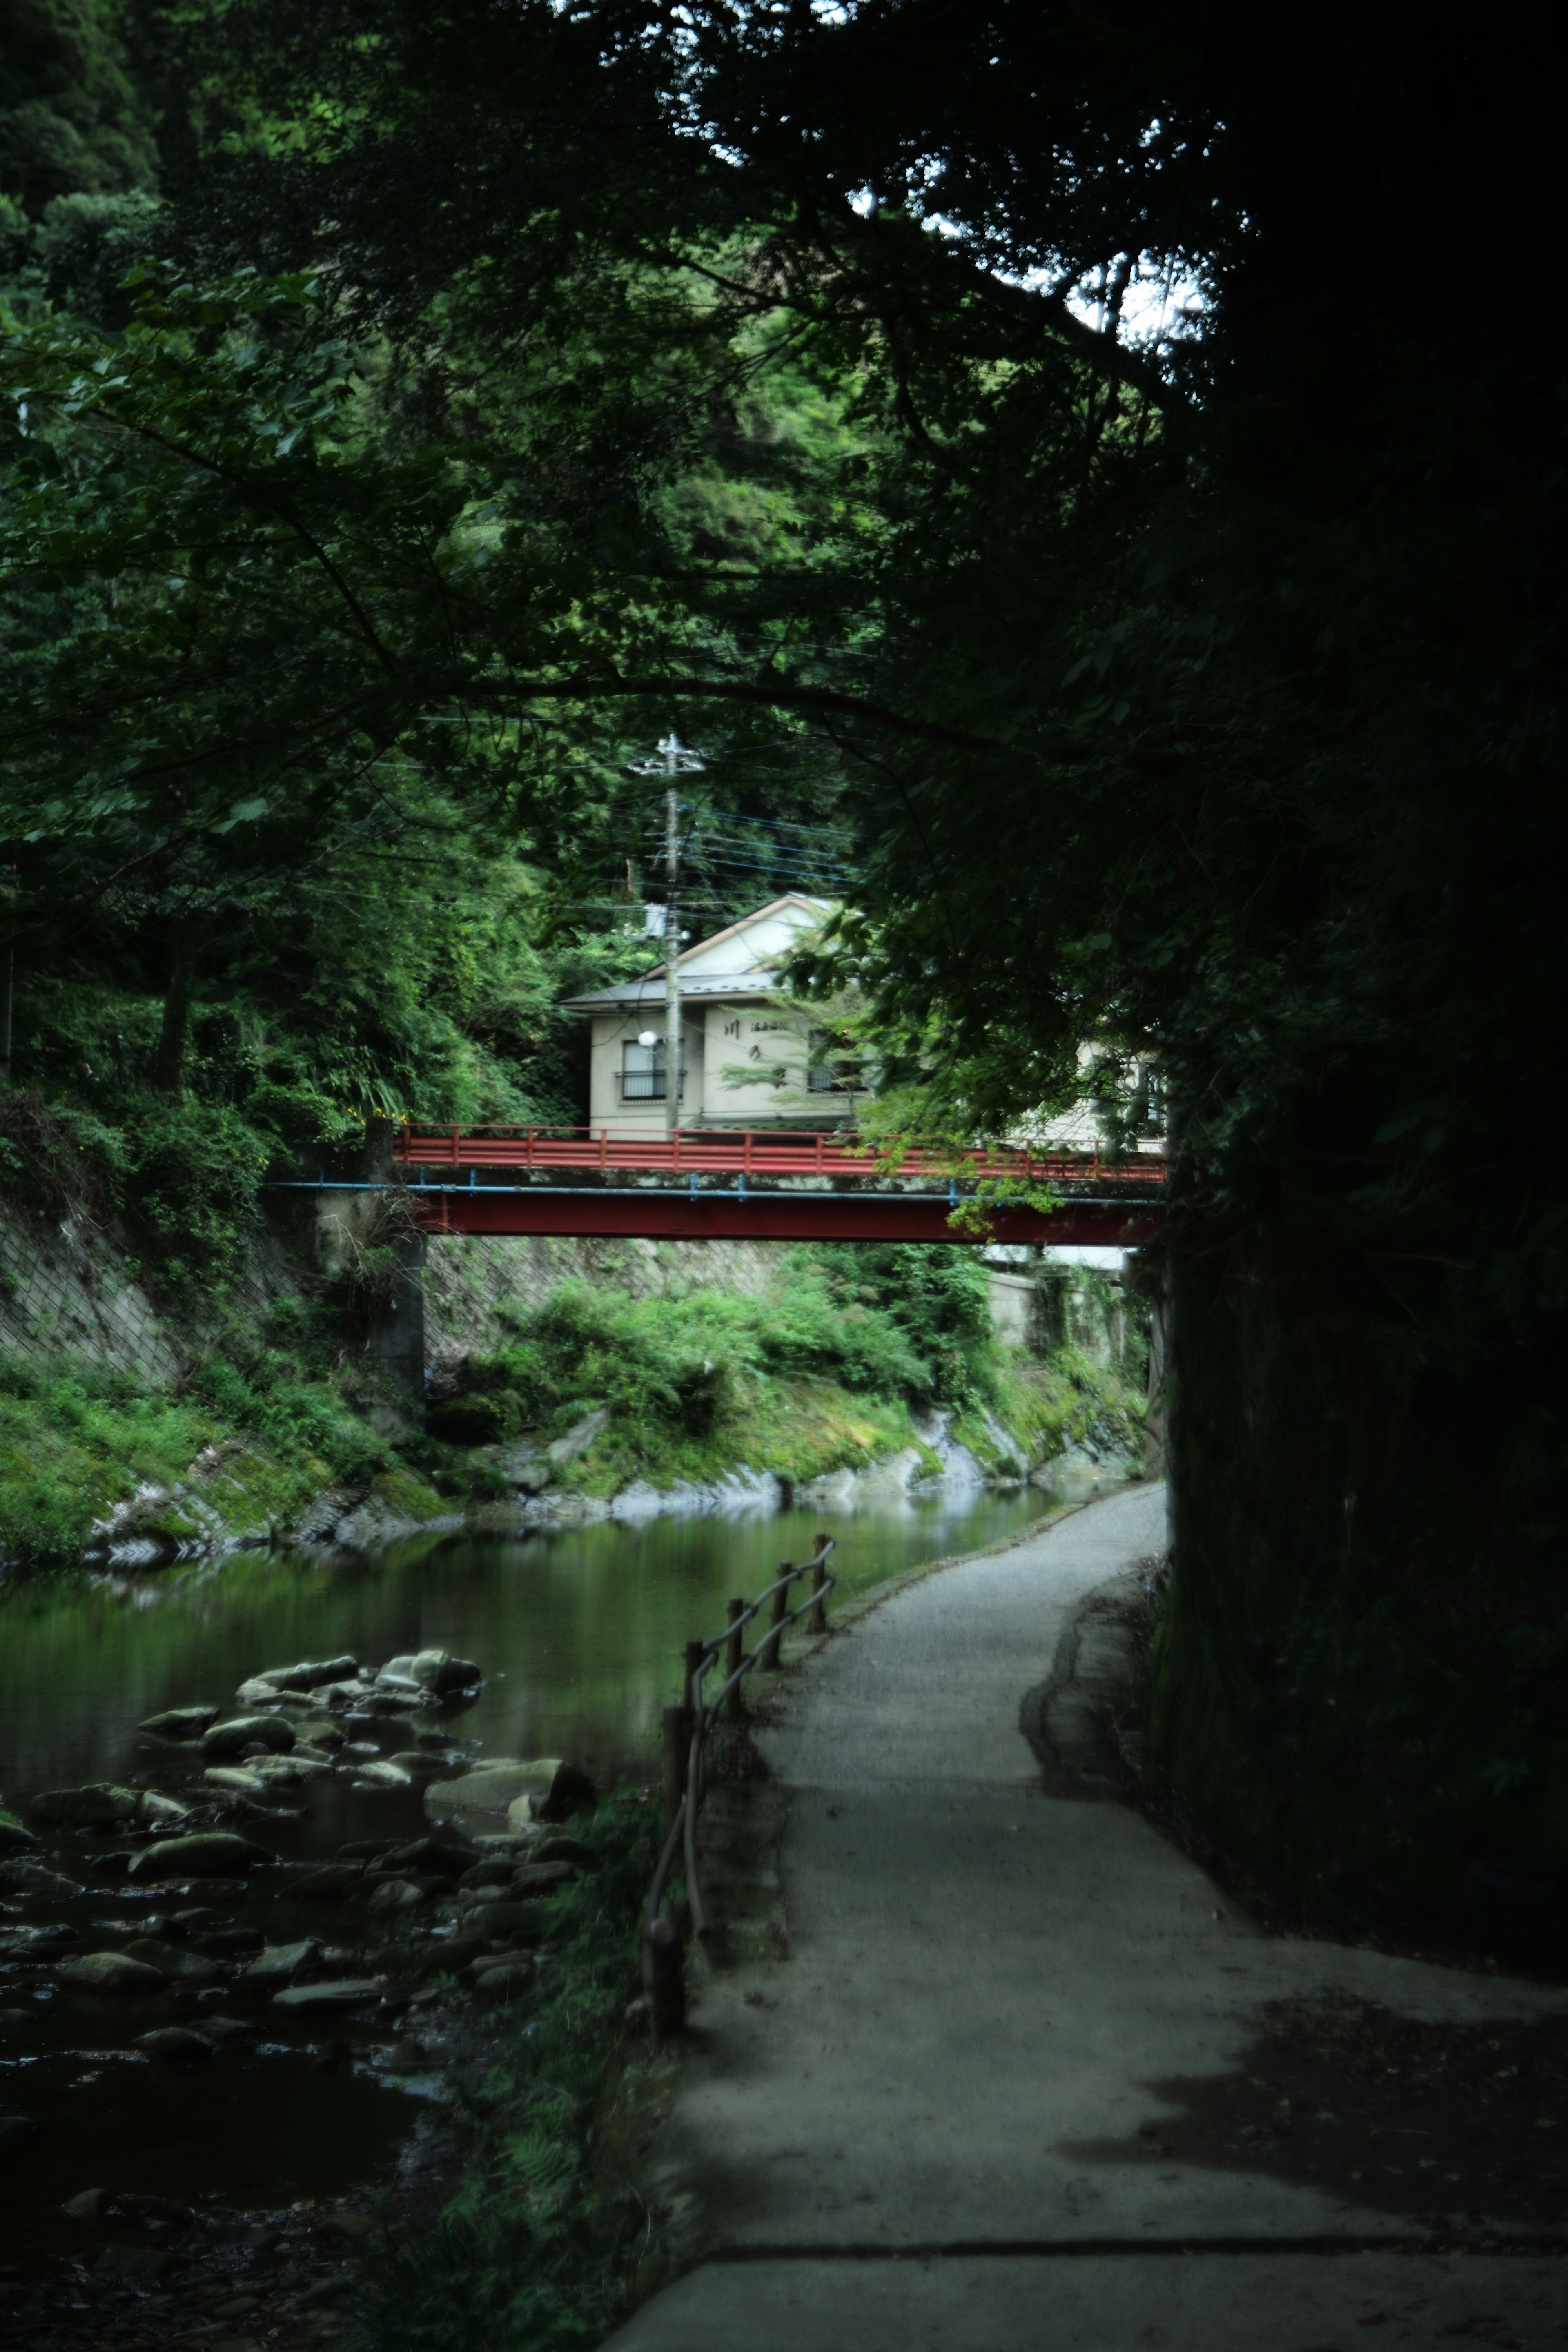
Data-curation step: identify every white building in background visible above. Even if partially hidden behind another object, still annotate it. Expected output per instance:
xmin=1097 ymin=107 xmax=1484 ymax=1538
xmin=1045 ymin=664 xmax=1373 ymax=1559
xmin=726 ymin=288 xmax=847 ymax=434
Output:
xmin=560 ymin=895 xmax=859 ymax=1132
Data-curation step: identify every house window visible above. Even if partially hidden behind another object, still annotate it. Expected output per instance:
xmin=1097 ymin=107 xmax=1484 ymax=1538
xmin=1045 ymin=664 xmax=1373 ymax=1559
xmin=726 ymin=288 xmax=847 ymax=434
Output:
xmin=620 ymin=1039 xmax=683 ymax=1101
xmin=807 ymin=1032 xmax=852 ymax=1092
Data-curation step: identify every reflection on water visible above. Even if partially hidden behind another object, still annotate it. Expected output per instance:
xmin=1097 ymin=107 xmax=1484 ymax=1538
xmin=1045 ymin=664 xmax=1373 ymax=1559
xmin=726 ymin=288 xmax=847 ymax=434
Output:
xmin=0 ymin=1483 xmax=1053 ymax=2254
xmin=0 ymin=1485 xmax=1056 ymax=1799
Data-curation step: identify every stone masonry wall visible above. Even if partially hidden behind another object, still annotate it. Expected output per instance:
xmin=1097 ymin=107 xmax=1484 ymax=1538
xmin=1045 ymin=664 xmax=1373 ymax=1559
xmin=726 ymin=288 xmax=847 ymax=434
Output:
xmin=0 ymin=1207 xmax=181 ymax=1386
xmin=0 ymin=1204 xmax=299 ymax=1390
xmin=2 ymin=1198 xmax=791 ymax=1393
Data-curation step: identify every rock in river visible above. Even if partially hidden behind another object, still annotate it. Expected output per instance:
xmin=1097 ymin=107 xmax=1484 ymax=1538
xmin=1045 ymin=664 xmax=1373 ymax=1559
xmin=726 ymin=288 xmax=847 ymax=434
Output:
xmin=136 ymin=2026 xmax=214 ymax=2066
xmin=356 ymin=1760 xmax=413 ymax=1788
xmin=202 ymin=1715 xmax=297 ymax=1760
xmin=243 ymin=1938 xmax=323 ymax=1988
xmin=282 ymin=1864 xmax=365 ymax=1902
xmin=376 ymin=1649 xmax=483 ymax=1700
xmin=0 ymin=2113 xmax=39 ymax=2143
xmin=128 ymin=1833 xmax=270 ymax=1882
xmin=59 ymin=1951 xmax=167 ymax=1994
xmin=30 ymin=1784 xmax=140 ymax=1827
xmin=122 ymin=1938 xmax=223 ymax=1986
xmin=247 ymin=1655 xmax=359 ymax=1696
xmin=271 ymin=1978 xmax=383 ymax=2013
xmin=138 ymin=1706 xmax=218 ymax=1741
xmin=424 ymin=1758 xmax=592 ymax=1822
xmin=470 ymin=1959 xmax=536 ymax=1999
xmin=0 ymin=1812 xmax=39 ymax=1855
xmin=378 ymin=1838 xmax=473 ymax=1881
xmin=0 ymin=1859 xmax=81 ymax=1898
xmin=366 ymin=1878 xmax=427 ymax=1919
xmin=140 ymin=1792 xmax=192 ymax=1828
xmin=465 ymin=1900 xmax=552 ymax=1944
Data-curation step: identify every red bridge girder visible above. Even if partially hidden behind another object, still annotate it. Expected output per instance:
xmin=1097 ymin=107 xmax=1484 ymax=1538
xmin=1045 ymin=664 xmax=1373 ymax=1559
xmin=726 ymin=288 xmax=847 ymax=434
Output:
xmin=411 ymin=1188 xmax=1160 ymax=1247
xmin=390 ymin=1125 xmax=1165 ymax=1247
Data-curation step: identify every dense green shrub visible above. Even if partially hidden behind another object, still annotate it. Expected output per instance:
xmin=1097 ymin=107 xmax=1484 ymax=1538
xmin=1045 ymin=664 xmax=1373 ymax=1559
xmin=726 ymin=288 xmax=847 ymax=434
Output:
xmin=190 ymin=1348 xmax=390 ymax=1486
xmin=804 ymin=1243 xmax=997 ymax=1405
xmin=118 ymin=1098 xmax=271 ymax=1295
xmin=0 ymin=1086 xmax=123 ymax=1222
xmin=462 ymin=1255 xmax=947 ymax=1447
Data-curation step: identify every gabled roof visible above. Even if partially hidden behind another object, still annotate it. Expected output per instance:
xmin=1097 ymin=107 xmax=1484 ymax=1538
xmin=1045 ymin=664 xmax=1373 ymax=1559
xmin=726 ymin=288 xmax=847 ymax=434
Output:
xmin=560 ymin=894 xmax=835 ymax=1013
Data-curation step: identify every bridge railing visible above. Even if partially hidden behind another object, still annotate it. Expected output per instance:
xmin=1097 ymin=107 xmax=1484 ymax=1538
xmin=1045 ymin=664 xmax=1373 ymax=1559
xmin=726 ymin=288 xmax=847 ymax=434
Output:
xmin=394 ymin=1123 xmax=1165 ymax=1190
xmin=640 ymin=1535 xmax=837 ymax=2036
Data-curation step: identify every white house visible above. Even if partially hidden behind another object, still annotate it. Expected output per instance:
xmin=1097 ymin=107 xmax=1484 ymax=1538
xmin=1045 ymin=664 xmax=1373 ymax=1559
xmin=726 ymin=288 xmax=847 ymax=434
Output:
xmin=561 ymin=895 xmax=858 ymax=1131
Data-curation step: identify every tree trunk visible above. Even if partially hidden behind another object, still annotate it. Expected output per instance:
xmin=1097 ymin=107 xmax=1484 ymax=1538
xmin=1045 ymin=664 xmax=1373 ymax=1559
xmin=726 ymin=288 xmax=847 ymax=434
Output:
xmin=155 ymin=930 xmax=198 ymax=1096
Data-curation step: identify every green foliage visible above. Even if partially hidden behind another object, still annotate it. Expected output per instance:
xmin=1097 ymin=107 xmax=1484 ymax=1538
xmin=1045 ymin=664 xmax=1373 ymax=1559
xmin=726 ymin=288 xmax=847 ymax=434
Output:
xmin=465 ymin=1257 xmax=949 ymax=1448
xmin=804 ymin=1243 xmax=996 ymax=1407
xmin=189 ymin=1343 xmax=389 ymax=1486
xmin=0 ymin=1357 xmax=223 ymax=1561
xmin=0 ymin=1082 xmax=122 ymax=1219
xmin=117 ymin=1096 xmax=269 ymax=1294
xmin=1 ymin=0 xmax=159 ymax=215
xmin=443 ymin=1251 xmax=1139 ymax=1496
xmin=348 ymin=1795 xmax=659 ymax=2352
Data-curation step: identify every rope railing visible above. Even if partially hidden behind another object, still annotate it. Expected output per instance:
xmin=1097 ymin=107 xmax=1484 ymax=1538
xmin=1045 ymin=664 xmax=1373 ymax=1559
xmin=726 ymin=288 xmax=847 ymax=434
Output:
xmin=641 ymin=1535 xmax=837 ymax=2034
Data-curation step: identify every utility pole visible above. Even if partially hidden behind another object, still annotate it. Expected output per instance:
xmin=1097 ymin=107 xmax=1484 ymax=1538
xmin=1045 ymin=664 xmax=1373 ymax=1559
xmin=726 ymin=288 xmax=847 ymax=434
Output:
xmin=627 ymin=734 xmax=706 ymax=1136
xmin=664 ymin=781 xmax=681 ymax=1138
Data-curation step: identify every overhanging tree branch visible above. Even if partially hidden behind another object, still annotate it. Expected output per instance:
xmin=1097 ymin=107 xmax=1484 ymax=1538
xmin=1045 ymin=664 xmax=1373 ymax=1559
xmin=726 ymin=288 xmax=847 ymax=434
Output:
xmin=471 ymin=672 xmax=1007 ymax=752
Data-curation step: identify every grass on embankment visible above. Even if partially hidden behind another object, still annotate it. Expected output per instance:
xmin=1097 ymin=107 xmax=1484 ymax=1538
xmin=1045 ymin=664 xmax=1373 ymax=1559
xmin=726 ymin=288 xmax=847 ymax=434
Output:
xmin=0 ymin=1349 xmax=444 ymax=1569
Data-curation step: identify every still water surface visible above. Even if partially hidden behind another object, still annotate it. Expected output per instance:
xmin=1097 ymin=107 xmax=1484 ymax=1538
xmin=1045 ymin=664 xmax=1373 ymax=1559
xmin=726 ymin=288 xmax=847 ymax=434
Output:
xmin=0 ymin=1485 xmax=1051 ymax=2254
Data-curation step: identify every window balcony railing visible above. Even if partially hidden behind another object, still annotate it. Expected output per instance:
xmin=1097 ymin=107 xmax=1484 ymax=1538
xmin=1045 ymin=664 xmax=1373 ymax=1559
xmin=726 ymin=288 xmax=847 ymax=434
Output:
xmin=618 ymin=1071 xmax=685 ymax=1102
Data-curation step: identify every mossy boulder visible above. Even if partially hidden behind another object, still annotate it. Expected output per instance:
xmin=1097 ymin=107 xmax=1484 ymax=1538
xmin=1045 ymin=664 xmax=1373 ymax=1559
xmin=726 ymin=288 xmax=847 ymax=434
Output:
xmin=127 ymin=1833 xmax=270 ymax=1882
xmin=138 ymin=1707 xmax=218 ymax=1741
xmin=201 ymin=1715 xmax=296 ymax=1760
xmin=59 ymin=1951 xmax=167 ymax=1995
xmin=31 ymin=1784 xmax=139 ymax=1827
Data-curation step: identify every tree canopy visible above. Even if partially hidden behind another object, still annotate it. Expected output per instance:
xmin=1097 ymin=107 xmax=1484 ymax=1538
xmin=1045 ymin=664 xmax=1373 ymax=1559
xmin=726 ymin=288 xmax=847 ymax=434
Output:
xmin=3 ymin=0 xmax=1566 ymax=1933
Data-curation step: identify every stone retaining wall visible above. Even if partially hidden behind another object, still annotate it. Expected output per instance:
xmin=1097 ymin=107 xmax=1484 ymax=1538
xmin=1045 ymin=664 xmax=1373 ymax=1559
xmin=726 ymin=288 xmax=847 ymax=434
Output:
xmin=0 ymin=1207 xmax=181 ymax=1386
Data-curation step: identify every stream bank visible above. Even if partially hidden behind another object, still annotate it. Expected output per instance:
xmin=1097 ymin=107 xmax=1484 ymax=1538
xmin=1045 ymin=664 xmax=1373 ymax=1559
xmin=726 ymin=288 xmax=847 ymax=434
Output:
xmin=2 ymin=1203 xmax=1147 ymax=1574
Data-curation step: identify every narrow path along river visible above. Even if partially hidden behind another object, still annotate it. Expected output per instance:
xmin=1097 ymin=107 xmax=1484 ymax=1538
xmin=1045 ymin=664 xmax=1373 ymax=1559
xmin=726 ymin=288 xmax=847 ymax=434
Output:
xmin=0 ymin=1483 xmax=1054 ymax=2266
xmin=606 ymin=1486 xmax=1568 ymax=2352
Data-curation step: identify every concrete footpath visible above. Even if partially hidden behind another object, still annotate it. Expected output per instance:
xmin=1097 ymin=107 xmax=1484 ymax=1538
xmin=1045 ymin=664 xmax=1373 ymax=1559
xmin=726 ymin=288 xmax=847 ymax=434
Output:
xmin=606 ymin=1486 xmax=1568 ymax=2351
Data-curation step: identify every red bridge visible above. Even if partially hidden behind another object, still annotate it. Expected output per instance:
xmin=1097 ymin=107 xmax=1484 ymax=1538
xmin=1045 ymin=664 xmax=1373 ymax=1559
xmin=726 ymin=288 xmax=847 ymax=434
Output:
xmin=384 ymin=1126 xmax=1167 ymax=1247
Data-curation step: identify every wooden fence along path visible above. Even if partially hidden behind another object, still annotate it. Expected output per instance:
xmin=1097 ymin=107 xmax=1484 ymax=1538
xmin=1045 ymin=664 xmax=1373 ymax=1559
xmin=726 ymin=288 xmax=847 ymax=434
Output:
xmin=642 ymin=1535 xmax=837 ymax=2033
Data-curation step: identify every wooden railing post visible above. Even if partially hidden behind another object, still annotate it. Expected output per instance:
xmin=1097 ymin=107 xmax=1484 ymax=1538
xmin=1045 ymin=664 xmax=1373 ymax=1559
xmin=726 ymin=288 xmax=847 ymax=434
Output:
xmin=642 ymin=1915 xmax=685 ymax=2040
xmin=725 ymin=1599 xmax=746 ymax=1715
xmin=682 ymin=1639 xmax=705 ymax=1743
xmin=808 ymin=1555 xmax=829 ymax=1635
xmin=761 ymin=1566 xmax=795 ymax=1670
xmin=661 ymin=1706 xmax=686 ymax=1830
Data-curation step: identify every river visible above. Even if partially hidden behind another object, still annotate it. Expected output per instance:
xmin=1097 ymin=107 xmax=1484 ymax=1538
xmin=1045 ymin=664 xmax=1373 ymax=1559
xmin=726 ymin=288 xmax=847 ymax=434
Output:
xmin=0 ymin=1483 xmax=1055 ymax=2260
